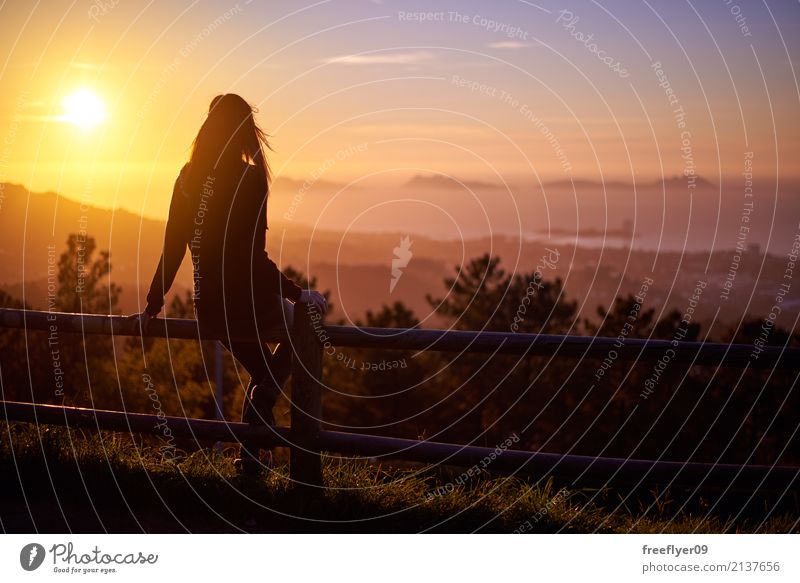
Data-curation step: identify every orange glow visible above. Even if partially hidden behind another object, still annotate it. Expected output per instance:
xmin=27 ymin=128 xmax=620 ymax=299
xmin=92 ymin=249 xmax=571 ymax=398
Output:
xmin=59 ymin=88 xmax=107 ymax=132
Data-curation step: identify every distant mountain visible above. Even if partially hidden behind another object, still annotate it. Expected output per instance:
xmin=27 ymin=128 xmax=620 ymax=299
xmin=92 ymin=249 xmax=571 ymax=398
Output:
xmin=543 ymin=178 xmax=633 ymax=189
xmin=2 ymin=179 xmax=794 ymax=328
xmin=0 ymin=182 xmax=169 ymax=286
xmin=403 ymin=174 xmax=501 ymax=190
xmin=0 ymin=182 xmax=181 ymax=313
xmin=543 ymin=176 xmax=715 ymax=190
xmin=270 ymin=176 xmax=355 ymax=196
xmin=0 ymin=182 xmax=452 ymax=319
xmin=658 ymin=174 xmax=715 ymax=189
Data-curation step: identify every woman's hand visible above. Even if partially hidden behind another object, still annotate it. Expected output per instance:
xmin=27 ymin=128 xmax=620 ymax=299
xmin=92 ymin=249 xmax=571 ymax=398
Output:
xmin=127 ymin=311 xmax=155 ymax=335
xmin=299 ymin=290 xmax=328 ymax=315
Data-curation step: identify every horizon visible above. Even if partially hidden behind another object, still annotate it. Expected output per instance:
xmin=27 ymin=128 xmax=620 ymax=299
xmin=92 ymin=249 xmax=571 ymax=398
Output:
xmin=1 ymin=176 xmax=795 ymax=258
xmin=4 ymin=171 xmax=799 ymax=225
xmin=2 ymin=0 xmax=799 ymax=225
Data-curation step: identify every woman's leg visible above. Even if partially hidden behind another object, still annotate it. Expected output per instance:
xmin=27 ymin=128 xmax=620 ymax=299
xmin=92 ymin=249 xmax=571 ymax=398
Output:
xmin=238 ymin=297 xmax=295 ymax=418
xmin=216 ymin=337 xmax=287 ymax=474
xmin=219 ymin=296 xmax=296 ymax=420
xmin=218 ymin=338 xmax=290 ymax=422
xmin=265 ymin=297 xmax=294 ymax=389
xmin=202 ymin=297 xmax=296 ymax=474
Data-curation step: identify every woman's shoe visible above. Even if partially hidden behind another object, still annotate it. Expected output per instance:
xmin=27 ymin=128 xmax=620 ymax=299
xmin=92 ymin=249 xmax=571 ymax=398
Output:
xmin=233 ymin=450 xmax=262 ymax=476
xmin=242 ymin=379 xmax=280 ymax=426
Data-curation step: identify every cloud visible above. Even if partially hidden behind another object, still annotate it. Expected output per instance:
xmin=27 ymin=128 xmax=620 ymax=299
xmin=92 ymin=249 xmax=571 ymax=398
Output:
xmin=487 ymin=41 xmax=531 ymax=49
xmin=325 ymin=50 xmax=433 ymax=65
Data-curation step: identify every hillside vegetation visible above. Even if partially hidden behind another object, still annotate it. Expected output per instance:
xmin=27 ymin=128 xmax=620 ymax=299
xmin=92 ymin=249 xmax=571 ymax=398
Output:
xmin=1 ymin=423 xmax=796 ymax=533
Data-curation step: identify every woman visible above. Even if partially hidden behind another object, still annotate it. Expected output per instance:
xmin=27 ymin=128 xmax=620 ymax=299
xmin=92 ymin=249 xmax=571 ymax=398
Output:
xmin=129 ymin=94 xmax=327 ymax=474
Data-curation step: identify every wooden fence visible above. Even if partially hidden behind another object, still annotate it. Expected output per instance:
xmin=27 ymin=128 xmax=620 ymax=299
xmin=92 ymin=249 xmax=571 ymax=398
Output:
xmin=1 ymin=306 xmax=798 ymax=492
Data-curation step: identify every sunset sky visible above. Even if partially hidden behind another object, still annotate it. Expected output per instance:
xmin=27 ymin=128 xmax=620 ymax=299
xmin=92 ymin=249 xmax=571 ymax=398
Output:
xmin=1 ymin=0 xmax=798 ymax=221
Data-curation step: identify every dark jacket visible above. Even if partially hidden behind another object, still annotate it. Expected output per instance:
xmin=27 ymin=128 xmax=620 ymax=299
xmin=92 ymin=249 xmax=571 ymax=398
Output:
xmin=145 ymin=162 xmax=302 ymax=321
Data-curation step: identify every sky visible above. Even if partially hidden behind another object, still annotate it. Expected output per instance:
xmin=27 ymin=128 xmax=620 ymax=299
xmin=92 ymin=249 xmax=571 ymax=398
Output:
xmin=1 ymin=0 xmax=798 ymax=221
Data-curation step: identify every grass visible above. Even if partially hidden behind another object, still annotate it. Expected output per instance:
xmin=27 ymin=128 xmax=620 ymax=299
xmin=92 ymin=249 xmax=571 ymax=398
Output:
xmin=1 ymin=422 xmax=797 ymax=533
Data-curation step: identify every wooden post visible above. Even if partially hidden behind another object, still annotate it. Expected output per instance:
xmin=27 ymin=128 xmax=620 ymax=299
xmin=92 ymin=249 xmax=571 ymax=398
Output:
xmin=290 ymin=302 xmax=323 ymax=488
xmin=214 ymin=341 xmax=224 ymax=454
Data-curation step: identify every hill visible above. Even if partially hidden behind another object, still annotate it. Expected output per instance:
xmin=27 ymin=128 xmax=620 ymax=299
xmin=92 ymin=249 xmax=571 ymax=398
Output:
xmin=2 ymin=180 xmax=799 ymax=331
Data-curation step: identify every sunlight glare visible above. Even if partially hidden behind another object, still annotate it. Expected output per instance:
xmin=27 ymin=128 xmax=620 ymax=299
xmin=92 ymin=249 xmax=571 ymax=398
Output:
xmin=60 ymin=88 xmax=107 ymax=131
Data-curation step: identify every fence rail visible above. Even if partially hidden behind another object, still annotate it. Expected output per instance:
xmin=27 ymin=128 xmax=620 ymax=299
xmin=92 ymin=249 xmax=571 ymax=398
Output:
xmin=2 ymin=307 xmax=796 ymax=366
xmin=3 ymin=400 xmax=797 ymax=491
xmin=1 ymin=306 xmax=799 ymax=491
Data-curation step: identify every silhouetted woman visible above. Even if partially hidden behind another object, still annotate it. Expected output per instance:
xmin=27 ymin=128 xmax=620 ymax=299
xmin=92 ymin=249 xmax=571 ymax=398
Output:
xmin=129 ymin=94 xmax=327 ymax=474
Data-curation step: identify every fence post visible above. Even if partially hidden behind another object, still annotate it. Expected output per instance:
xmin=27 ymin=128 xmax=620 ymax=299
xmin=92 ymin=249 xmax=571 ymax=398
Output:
xmin=214 ymin=341 xmax=224 ymax=454
xmin=290 ymin=302 xmax=323 ymax=488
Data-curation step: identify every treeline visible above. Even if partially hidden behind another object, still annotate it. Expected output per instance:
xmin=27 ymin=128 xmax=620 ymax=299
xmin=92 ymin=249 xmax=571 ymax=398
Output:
xmin=1 ymin=235 xmax=797 ymax=465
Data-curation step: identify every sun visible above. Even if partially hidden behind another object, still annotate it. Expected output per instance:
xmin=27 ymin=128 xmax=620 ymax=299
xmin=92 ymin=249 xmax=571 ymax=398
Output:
xmin=60 ymin=88 xmax=107 ymax=131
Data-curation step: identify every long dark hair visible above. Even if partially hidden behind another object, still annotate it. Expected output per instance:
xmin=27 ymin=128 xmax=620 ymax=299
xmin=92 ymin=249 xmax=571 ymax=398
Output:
xmin=186 ymin=93 xmax=271 ymax=193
